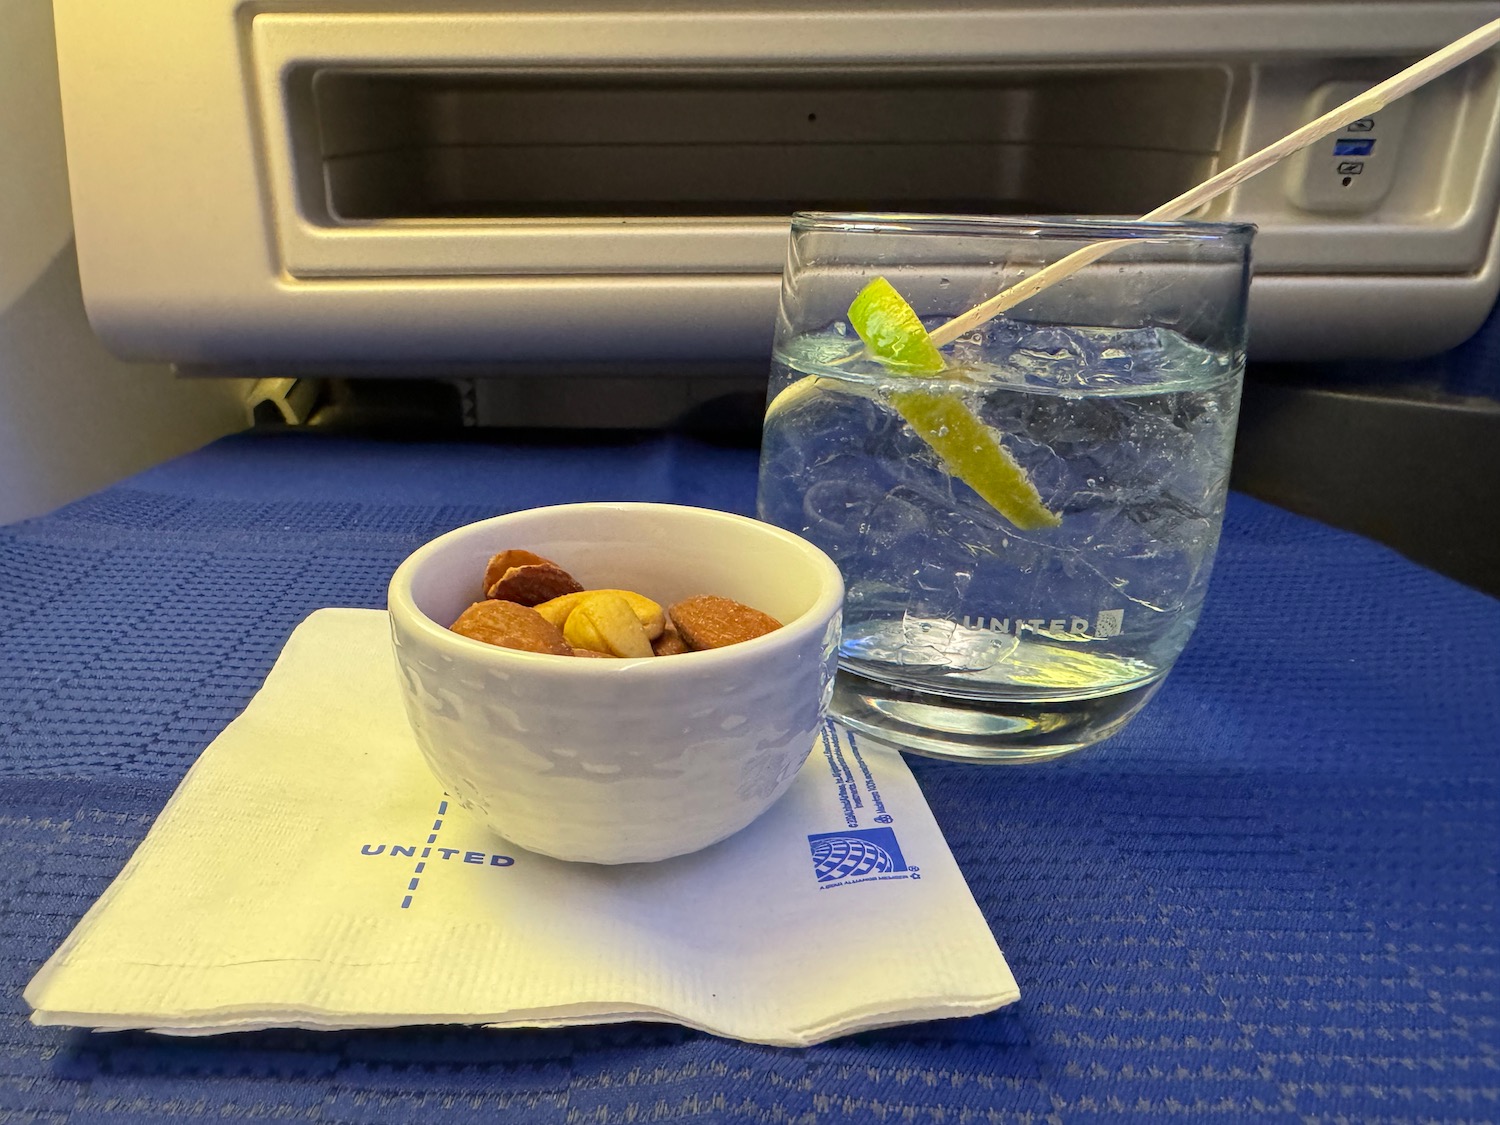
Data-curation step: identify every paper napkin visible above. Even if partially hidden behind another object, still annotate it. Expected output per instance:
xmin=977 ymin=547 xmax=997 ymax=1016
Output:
xmin=25 ymin=609 xmax=1018 ymax=1047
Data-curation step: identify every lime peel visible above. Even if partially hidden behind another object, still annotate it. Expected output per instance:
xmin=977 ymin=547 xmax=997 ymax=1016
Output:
xmin=846 ymin=276 xmax=1061 ymax=531
xmin=764 ymin=373 xmax=875 ymax=420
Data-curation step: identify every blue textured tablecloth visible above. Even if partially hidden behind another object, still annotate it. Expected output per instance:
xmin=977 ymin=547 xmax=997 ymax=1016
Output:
xmin=3 ymin=429 xmax=1497 ymax=1123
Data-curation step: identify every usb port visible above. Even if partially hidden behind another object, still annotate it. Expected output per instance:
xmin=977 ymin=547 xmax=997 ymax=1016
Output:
xmin=1334 ymin=138 xmax=1376 ymax=157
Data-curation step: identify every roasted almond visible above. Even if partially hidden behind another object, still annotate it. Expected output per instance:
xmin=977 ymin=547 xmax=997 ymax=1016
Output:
xmin=668 ymin=595 xmax=782 ymax=651
xmin=450 ymin=600 xmax=571 ymax=655
xmin=487 ymin=562 xmax=585 ymax=606
xmin=481 ymin=549 xmax=552 ymax=598
xmin=534 ymin=588 xmax=665 ymax=638
xmin=651 ymin=624 xmax=691 ymax=657
xmin=570 ymin=647 xmax=614 ymax=659
xmin=562 ymin=591 xmax=653 ymax=658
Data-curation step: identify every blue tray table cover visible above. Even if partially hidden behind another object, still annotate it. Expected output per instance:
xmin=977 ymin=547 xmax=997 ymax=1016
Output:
xmin=2 ymin=430 xmax=1497 ymax=1122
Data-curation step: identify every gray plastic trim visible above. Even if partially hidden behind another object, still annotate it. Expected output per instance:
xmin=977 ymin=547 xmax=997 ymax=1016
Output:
xmin=50 ymin=0 xmax=1500 ymax=367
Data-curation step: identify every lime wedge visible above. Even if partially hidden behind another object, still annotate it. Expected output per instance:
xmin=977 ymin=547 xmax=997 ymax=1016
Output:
xmin=846 ymin=278 xmax=1061 ymax=531
xmin=846 ymin=277 xmax=946 ymax=373
xmin=887 ymin=388 xmax=1061 ymax=531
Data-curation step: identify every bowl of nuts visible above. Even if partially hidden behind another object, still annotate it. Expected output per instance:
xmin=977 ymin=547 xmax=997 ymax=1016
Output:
xmin=387 ymin=503 xmax=845 ymax=864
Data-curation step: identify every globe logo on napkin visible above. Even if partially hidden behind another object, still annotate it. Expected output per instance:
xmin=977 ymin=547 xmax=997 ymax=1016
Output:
xmin=808 ymin=827 xmax=908 ymax=883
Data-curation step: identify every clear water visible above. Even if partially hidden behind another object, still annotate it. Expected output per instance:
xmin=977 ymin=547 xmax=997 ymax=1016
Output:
xmin=756 ymin=319 xmax=1242 ymax=739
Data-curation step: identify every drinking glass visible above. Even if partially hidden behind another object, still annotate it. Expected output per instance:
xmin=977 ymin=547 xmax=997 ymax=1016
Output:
xmin=756 ymin=212 xmax=1253 ymax=761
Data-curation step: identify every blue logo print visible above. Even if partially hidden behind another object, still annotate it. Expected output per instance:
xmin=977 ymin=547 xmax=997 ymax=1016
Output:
xmin=808 ymin=827 xmax=907 ymax=883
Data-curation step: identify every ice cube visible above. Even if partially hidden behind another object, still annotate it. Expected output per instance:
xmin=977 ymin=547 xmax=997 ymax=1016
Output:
xmin=1155 ymin=328 xmax=1232 ymax=384
xmin=1006 ymin=325 xmax=1094 ymax=388
xmin=800 ymin=467 xmax=885 ymax=554
xmin=864 ymin=491 xmax=929 ymax=549
xmin=1080 ymin=326 xmax=1167 ymax=387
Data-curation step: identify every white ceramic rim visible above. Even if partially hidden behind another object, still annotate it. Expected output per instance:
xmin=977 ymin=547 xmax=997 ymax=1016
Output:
xmin=388 ymin=502 xmax=845 ymax=677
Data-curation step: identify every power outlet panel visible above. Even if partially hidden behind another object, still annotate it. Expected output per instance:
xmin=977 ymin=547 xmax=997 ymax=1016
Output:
xmin=1289 ymin=80 xmax=1414 ymax=213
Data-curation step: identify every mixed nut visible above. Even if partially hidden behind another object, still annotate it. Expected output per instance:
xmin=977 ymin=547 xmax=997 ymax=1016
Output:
xmin=450 ymin=549 xmax=782 ymax=657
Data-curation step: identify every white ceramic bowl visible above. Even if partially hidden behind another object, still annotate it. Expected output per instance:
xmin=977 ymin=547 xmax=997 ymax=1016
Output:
xmin=387 ymin=503 xmax=844 ymax=864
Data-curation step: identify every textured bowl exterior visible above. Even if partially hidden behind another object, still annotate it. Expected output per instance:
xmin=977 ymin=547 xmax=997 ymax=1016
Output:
xmin=388 ymin=504 xmax=843 ymax=864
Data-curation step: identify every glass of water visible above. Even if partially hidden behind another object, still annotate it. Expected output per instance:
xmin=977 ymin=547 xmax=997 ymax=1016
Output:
xmin=756 ymin=213 xmax=1253 ymax=761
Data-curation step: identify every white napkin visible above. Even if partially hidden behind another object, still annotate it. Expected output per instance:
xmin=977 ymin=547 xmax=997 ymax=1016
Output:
xmin=25 ymin=608 xmax=1018 ymax=1047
